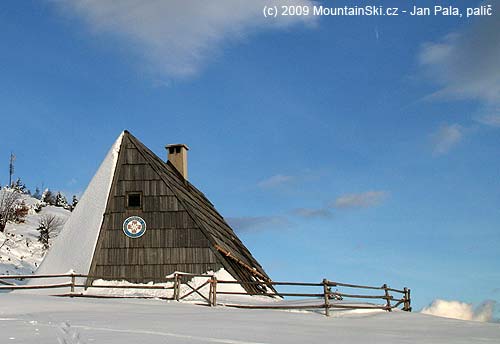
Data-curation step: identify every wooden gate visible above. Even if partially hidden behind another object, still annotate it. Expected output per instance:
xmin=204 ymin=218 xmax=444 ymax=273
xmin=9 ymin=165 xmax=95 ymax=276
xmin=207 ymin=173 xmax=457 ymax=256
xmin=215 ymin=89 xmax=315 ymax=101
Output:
xmin=172 ymin=272 xmax=217 ymax=306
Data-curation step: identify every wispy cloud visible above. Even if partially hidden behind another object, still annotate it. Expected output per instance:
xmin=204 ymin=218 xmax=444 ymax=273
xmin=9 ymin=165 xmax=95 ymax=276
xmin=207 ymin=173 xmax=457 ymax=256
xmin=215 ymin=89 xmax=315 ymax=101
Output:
xmin=419 ymin=18 xmax=500 ymax=103
xmin=257 ymin=174 xmax=295 ymax=188
xmin=476 ymin=113 xmax=500 ymax=128
xmin=432 ymin=123 xmax=463 ymax=156
xmin=226 ymin=216 xmax=288 ymax=232
xmin=418 ymin=7 xmax=499 ymax=121
xmin=230 ymin=189 xmax=387 ymax=229
xmin=53 ymin=0 xmax=316 ymax=79
xmin=292 ymin=190 xmax=389 ymax=217
xmin=257 ymin=168 xmax=329 ymax=190
xmin=333 ymin=191 xmax=388 ymax=209
xmin=292 ymin=207 xmax=332 ymax=219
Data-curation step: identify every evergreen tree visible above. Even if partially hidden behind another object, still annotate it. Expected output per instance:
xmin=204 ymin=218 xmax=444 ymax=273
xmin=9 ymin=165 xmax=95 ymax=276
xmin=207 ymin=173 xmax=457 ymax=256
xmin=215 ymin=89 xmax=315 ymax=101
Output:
xmin=71 ymin=195 xmax=79 ymax=211
xmin=12 ymin=178 xmax=28 ymax=194
xmin=41 ymin=189 xmax=56 ymax=205
xmin=55 ymin=192 xmax=68 ymax=208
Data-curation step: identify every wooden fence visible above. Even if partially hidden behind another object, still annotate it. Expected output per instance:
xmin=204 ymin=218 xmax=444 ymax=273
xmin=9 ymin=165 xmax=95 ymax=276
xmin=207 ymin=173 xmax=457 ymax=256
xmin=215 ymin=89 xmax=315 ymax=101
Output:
xmin=0 ymin=272 xmax=411 ymax=316
xmin=202 ymin=277 xmax=411 ymax=315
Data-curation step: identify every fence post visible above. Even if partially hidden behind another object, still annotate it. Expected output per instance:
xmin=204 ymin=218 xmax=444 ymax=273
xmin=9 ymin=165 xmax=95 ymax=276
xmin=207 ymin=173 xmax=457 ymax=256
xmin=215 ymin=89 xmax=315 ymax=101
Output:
xmin=323 ymin=278 xmax=330 ymax=317
xmin=209 ymin=278 xmax=213 ymax=306
xmin=70 ymin=272 xmax=75 ymax=294
xmin=174 ymin=273 xmax=180 ymax=301
xmin=211 ymin=277 xmax=217 ymax=307
xmin=404 ymin=288 xmax=412 ymax=312
xmin=382 ymin=284 xmax=391 ymax=312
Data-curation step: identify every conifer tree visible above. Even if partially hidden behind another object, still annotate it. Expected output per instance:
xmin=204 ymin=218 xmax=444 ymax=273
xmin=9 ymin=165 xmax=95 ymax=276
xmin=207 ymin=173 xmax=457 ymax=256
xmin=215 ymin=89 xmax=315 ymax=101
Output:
xmin=71 ymin=195 xmax=79 ymax=211
xmin=55 ymin=192 xmax=68 ymax=208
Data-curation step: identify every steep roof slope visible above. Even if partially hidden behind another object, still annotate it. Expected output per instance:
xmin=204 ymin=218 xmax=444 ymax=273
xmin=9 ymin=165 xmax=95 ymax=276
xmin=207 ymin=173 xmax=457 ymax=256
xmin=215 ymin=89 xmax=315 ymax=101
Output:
xmin=34 ymin=133 xmax=124 ymax=277
xmin=125 ymin=132 xmax=273 ymax=287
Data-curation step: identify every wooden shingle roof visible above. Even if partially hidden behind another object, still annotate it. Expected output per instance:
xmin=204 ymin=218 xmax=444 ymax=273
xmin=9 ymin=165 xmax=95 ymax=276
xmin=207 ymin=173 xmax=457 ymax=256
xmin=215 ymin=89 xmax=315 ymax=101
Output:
xmin=125 ymin=131 xmax=273 ymax=290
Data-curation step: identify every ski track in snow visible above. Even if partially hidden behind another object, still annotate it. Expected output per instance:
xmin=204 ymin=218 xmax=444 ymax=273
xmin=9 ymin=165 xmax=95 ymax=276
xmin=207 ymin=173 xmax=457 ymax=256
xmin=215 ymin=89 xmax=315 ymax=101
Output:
xmin=1 ymin=317 xmax=268 ymax=344
xmin=71 ymin=324 xmax=268 ymax=344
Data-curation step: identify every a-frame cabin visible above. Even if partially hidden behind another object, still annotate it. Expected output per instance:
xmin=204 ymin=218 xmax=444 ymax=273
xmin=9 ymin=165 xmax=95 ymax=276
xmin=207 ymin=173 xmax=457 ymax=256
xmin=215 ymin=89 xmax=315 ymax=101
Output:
xmin=36 ymin=131 xmax=273 ymax=294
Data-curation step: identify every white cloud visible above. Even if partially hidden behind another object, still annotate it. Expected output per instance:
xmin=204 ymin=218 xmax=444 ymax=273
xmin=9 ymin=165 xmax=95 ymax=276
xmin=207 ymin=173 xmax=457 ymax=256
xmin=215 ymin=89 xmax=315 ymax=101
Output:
xmin=432 ymin=123 xmax=463 ymax=156
xmin=417 ymin=12 xmax=499 ymax=152
xmin=418 ymin=12 xmax=499 ymax=154
xmin=333 ymin=191 xmax=387 ymax=209
xmin=421 ymin=299 xmax=496 ymax=322
xmin=257 ymin=174 xmax=295 ymax=188
xmin=419 ymin=7 xmax=500 ymax=121
xmin=53 ymin=0 xmax=316 ymax=79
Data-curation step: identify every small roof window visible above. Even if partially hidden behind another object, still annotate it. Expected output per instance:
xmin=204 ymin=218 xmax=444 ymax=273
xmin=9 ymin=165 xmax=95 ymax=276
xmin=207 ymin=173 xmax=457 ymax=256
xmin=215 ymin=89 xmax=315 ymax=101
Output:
xmin=127 ymin=193 xmax=141 ymax=208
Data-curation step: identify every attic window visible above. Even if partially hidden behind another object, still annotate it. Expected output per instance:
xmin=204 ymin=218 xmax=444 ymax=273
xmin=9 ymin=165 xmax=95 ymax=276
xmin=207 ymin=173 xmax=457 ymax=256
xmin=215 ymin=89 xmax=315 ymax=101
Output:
xmin=127 ymin=193 xmax=141 ymax=208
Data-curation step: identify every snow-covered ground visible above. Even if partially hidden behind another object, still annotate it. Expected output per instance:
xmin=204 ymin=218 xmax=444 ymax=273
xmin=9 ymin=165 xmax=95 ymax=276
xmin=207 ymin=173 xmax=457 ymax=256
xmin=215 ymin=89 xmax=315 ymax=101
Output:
xmin=0 ymin=194 xmax=71 ymax=276
xmin=0 ymin=293 xmax=499 ymax=343
xmin=2 ymin=191 xmax=499 ymax=343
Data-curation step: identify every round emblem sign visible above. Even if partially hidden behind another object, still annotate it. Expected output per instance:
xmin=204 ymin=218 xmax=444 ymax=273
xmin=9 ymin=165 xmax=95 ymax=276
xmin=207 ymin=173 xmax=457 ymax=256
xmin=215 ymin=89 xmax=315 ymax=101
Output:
xmin=123 ymin=216 xmax=147 ymax=238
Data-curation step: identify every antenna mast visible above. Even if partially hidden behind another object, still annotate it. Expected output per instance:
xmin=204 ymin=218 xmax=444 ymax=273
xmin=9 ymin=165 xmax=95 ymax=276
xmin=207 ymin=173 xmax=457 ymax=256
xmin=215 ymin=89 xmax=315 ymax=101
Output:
xmin=9 ymin=153 xmax=15 ymax=187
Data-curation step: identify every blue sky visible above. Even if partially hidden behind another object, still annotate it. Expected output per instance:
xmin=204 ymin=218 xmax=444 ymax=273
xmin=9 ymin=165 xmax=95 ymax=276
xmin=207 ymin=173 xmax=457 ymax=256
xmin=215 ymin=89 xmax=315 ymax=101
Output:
xmin=1 ymin=1 xmax=499 ymax=313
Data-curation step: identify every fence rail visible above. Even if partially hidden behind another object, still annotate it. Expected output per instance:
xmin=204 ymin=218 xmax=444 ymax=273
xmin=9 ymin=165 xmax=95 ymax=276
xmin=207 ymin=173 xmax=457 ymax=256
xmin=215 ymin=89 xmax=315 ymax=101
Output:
xmin=210 ymin=277 xmax=411 ymax=315
xmin=0 ymin=272 xmax=411 ymax=316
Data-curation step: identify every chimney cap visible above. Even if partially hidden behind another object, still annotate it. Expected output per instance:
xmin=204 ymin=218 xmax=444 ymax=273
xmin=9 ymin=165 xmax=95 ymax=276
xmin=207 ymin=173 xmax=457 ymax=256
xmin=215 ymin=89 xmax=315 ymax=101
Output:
xmin=165 ymin=143 xmax=190 ymax=151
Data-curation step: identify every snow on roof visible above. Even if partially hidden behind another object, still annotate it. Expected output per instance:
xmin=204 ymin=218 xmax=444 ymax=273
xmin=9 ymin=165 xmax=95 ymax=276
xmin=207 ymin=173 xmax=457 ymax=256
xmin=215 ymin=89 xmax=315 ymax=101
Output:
xmin=32 ymin=132 xmax=124 ymax=280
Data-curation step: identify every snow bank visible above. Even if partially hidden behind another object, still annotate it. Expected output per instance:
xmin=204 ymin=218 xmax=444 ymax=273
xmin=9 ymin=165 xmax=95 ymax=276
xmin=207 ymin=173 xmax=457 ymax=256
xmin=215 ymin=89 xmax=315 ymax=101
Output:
xmin=83 ymin=268 xmax=274 ymax=304
xmin=2 ymin=293 xmax=500 ymax=343
xmin=29 ymin=132 xmax=123 ymax=285
xmin=1 ymin=195 xmax=71 ymax=276
xmin=421 ymin=299 xmax=496 ymax=322
xmin=85 ymin=279 xmax=173 ymax=299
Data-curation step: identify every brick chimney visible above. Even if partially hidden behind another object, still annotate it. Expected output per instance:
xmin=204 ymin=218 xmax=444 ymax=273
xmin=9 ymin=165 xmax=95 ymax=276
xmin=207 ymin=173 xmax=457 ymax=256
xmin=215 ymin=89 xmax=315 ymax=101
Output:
xmin=166 ymin=144 xmax=189 ymax=179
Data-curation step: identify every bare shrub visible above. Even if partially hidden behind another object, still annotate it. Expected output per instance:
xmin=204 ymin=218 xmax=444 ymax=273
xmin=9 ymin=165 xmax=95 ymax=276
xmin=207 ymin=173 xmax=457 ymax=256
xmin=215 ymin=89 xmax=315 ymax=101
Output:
xmin=0 ymin=188 xmax=22 ymax=232
xmin=13 ymin=200 xmax=29 ymax=223
xmin=38 ymin=214 xmax=65 ymax=250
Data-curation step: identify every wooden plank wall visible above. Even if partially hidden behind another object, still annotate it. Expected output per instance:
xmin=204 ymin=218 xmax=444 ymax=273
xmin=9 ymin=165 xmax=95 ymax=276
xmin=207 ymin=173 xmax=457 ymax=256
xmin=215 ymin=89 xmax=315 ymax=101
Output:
xmin=88 ymin=137 xmax=223 ymax=283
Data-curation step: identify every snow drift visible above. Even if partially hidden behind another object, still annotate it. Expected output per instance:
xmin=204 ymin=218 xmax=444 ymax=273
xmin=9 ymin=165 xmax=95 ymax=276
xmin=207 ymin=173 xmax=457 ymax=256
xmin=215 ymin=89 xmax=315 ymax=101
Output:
xmin=2 ymin=293 xmax=500 ymax=343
